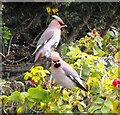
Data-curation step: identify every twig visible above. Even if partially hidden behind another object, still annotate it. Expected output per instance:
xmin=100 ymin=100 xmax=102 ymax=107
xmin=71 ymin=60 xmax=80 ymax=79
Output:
xmin=0 ymin=52 xmax=5 ymax=58
xmin=13 ymin=56 xmax=29 ymax=63
xmin=9 ymin=74 xmax=24 ymax=81
xmin=32 ymin=31 xmax=42 ymax=44
xmin=30 ymin=108 xmax=43 ymax=114
xmin=7 ymin=36 xmax=13 ymax=56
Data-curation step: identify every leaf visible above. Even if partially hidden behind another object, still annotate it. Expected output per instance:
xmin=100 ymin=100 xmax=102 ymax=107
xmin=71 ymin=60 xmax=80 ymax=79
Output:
xmin=93 ymin=105 xmax=101 ymax=111
xmin=28 ymin=87 xmax=47 ymax=101
xmin=93 ymin=47 xmax=105 ymax=56
xmin=9 ymin=91 xmax=20 ymax=102
xmin=17 ymin=106 xmax=23 ymax=113
xmin=112 ymin=100 xmax=119 ymax=113
xmin=95 ymin=98 xmax=104 ymax=104
xmin=95 ymin=37 xmax=103 ymax=49
xmin=101 ymin=107 xmax=110 ymax=113
xmin=0 ymin=95 xmax=9 ymax=110
xmin=104 ymin=99 xmax=113 ymax=109
xmin=82 ymin=64 xmax=90 ymax=78
xmin=93 ymin=47 xmax=98 ymax=55
xmin=88 ymin=105 xmax=94 ymax=113
xmin=97 ymin=63 xmax=104 ymax=70
xmin=78 ymin=104 xmax=83 ymax=111
xmin=26 ymin=101 xmax=36 ymax=109
xmin=62 ymin=90 xmax=70 ymax=101
xmin=115 ymin=51 xmax=120 ymax=61
xmin=91 ymin=71 xmax=101 ymax=79
xmin=20 ymin=92 xmax=29 ymax=100
xmin=49 ymin=104 xmax=59 ymax=111
xmin=24 ymin=72 xmax=32 ymax=80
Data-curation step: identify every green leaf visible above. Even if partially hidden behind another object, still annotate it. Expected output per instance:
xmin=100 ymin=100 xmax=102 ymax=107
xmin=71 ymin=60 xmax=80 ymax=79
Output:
xmin=91 ymin=71 xmax=101 ymax=79
xmin=9 ymin=91 xmax=20 ymax=101
xmin=78 ymin=104 xmax=83 ymax=111
xmin=104 ymin=99 xmax=113 ymax=109
xmin=101 ymin=107 xmax=110 ymax=113
xmin=93 ymin=105 xmax=101 ymax=111
xmin=88 ymin=105 xmax=94 ymax=113
xmin=93 ymin=47 xmax=105 ymax=56
xmin=20 ymin=92 xmax=29 ymax=100
xmin=82 ymin=64 xmax=90 ymax=78
xmin=51 ymin=104 xmax=59 ymax=111
xmin=95 ymin=98 xmax=104 ymax=104
xmin=96 ymin=48 xmax=105 ymax=56
xmin=28 ymin=87 xmax=47 ymax=101
xmin=62 ymin=90 xmax=70 ymax=101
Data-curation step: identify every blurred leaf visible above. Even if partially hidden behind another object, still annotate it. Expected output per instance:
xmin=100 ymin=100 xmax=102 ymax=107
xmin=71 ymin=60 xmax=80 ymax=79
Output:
xmin=104 ymin=99 xmax=113 ymax=109
xmin=101 ymin=107 xmax=110 ymax=113
xmin=20 ymin=92 xmax=29 ymax=100
xmin=17 ymin=106 xmax=23 ymax=113
xmin=62 ymin=89 xmax=70 ymax=101
xmin=95 ymin=37 xmax=103 ymax=49
xmin=28 ymin=87 xmax=47 ymax=101
xmin=93 ymin=47 xmax=105 ymax=56
xmin=82 ymin=64 xmax=90 ymax=78
xmin=77 ymin=104 xmax=83 ymax=111
xmin=95 ymin=98 xmax=104 ymax=104
xmin=9 ymin=91 xmax=20 ymax=102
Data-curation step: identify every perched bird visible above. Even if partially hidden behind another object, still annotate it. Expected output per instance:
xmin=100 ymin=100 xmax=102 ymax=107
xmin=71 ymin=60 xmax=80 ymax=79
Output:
xmin=51 ymin=51 xmax=88 ymax=92
xmin=33 ymin=15 xmax=67 ymax=62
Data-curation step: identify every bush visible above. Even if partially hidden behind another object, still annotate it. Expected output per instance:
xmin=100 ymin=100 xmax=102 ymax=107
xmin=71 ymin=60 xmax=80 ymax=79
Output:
xmin=1 ymin=29 xmax=120 ymax=114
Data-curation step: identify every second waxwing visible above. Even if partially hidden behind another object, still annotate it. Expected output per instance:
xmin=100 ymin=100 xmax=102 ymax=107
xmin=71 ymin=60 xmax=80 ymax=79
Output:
xmin=51 ymin=51 xmax=88 ymax=92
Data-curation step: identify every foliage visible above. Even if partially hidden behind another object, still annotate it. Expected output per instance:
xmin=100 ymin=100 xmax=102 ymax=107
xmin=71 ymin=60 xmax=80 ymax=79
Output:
xmin=24 ymin=66 xmax=50 ymax=85
xmin=1 ymin=22 xmax=11 ymax=44
xmin=1 ymin=28 xmax=120 ymax=114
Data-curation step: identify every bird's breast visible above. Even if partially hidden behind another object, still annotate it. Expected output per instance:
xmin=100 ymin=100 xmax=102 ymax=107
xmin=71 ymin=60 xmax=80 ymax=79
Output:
xmin=51 ymin=68 xmax=76 ymax=88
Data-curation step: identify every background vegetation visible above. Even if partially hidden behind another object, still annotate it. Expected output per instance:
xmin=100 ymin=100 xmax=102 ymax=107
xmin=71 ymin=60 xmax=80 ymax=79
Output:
xmin=0 ymin=2 xmax=120 ymax=114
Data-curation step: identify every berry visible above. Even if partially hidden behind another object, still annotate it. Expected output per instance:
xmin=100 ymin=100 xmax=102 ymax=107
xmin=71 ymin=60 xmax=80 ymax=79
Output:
xmin=112 ymin=79 xmax=120 ymax=87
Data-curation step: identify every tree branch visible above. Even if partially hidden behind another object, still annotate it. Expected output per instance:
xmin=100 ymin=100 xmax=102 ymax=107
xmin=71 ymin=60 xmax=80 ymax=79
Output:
xmin=101 ymin=5 xmax=120 ymax=37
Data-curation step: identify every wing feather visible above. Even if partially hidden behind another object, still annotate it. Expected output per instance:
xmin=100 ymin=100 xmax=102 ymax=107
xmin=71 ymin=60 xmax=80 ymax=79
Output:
xmin=62 ymin=62 xmax=88 ymax=92
xmin=32 ymin=30 xmax=54 ymax=55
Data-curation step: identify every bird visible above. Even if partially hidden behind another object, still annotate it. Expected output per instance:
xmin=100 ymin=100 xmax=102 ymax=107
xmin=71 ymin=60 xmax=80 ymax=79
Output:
xmin=50 ymin=51 xmax=88 ymax=92
xmin=33 ymin=15 xmax=67 ymax=63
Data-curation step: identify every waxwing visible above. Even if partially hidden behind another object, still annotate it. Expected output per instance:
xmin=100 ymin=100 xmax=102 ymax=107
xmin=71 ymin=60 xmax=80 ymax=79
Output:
xmin=51 ymin=51 xmax=88 ymax=92
xmin=33 ymin=15 xmax=67 ymax=62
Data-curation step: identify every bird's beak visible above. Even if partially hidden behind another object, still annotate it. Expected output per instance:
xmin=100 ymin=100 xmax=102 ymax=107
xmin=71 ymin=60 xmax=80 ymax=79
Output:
xmin=61 ymin=25 xmax=67 ymax=28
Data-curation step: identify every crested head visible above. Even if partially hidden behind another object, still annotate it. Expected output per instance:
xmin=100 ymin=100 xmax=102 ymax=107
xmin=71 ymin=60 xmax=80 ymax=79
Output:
xmin=52 ymin=15 xmax=64 ymax=25
xmin=51 ymin=51 xmax=60 ymax=62
xmin=51 ymin=51 xmax=61 ymax=68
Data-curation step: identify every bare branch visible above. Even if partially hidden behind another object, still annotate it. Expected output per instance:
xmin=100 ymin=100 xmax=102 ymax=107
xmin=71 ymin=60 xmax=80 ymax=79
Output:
xmin=7 ymin=36 xmax=13 ymax=56
xmin=0 ymin=52 xmax=5 ymax=58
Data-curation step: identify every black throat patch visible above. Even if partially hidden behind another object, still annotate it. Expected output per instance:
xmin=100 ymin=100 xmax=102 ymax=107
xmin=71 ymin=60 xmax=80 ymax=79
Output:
xmin=53 ymin=61 xmax=61 ymax=68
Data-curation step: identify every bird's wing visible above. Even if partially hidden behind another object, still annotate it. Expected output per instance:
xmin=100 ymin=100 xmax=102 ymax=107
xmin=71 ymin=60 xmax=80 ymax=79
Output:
xmin=32 ymin=30 xmax=54 ymax=55
xmin=62 ymin=62 xmax=88 ymax=92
